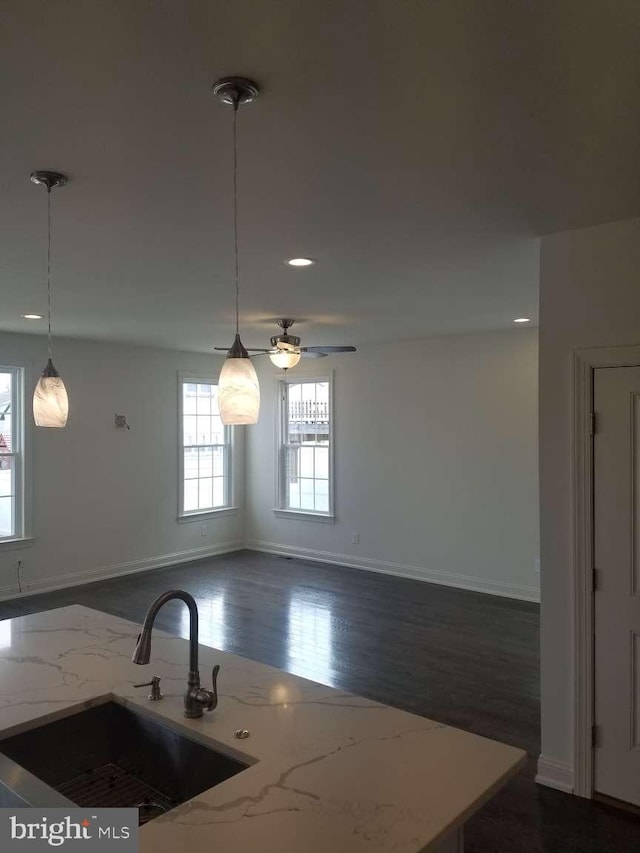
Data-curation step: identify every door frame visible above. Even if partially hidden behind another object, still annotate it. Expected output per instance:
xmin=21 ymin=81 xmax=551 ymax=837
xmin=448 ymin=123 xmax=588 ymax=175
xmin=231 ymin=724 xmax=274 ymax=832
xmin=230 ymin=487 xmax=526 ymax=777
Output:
xmin=572 ymin=344 xmax=640 ymax=798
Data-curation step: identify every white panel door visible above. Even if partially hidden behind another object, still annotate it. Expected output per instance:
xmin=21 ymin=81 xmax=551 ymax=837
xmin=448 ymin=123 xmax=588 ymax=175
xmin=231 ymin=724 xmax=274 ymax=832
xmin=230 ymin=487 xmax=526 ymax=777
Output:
xmin=594 ymin=366 xmax=640 ymax=805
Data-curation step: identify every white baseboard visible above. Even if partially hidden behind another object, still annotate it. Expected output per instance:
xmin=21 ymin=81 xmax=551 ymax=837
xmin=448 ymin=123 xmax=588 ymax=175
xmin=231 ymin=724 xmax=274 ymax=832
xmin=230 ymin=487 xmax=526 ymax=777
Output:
xmin=0 ymin=541 xmax=243 ymax=603
xmin=535 ymin=755 xmax=574 ymax=794
xmin=245 ymin=540 xmax=540 ymax=603
xmin=0 ymin=538 xmax=539 ymax=604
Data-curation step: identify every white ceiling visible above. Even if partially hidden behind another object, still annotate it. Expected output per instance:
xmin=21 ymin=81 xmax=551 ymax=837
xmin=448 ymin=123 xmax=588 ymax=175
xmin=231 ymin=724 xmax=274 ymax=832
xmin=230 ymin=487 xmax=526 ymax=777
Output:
xmin=1 ymin=0 xmax=639 ymax=352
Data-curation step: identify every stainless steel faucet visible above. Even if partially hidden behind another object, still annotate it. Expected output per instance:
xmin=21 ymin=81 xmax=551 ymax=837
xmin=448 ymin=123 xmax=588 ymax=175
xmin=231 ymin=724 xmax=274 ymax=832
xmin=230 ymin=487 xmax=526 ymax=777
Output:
xmin=132 ymin=590 xmax=219 ymax=719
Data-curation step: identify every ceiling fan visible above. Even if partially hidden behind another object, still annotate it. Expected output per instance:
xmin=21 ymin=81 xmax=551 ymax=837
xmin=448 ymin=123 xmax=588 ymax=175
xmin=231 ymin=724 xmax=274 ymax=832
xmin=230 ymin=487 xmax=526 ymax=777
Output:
xmin=215 ymin=319 xmax=356 ymax=368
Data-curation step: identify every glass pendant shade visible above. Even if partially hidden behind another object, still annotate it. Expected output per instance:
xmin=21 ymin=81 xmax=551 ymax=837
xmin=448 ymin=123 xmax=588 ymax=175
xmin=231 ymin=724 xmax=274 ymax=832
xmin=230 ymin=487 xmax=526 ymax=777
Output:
xmin=218 ymin=334 xmax=260 ymax=425
xmin=269 ymin=349 xmax=301 ymax=369
xmin=33 ymin=359 xmax=69 ymax=428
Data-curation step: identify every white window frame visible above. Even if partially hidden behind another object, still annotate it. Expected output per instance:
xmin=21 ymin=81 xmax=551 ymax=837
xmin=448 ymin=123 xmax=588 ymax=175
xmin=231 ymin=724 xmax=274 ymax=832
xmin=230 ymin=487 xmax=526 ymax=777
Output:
xmin=177 ymin=372 xmax=237 ymax=522
xmin=0 ymin=366 xmax=29 ymax=547
xmin=274 ymin=371 xmax=335 ymax=522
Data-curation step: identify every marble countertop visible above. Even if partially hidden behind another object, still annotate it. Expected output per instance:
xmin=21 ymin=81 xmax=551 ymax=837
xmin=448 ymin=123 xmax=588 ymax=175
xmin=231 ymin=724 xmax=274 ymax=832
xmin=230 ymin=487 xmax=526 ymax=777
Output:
xmin=0 ymin=605 xmax=525 ymax=852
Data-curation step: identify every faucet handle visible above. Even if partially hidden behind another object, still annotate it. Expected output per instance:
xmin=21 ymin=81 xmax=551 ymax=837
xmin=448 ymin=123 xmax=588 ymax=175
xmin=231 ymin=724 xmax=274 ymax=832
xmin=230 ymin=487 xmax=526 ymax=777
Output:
xmin=210 ymin=664 xmax=220 ymax=709
xmin=199 ymin=665 xmax=220 ymax=711
xmin=134 ymin=675 xmax=162 ymax=701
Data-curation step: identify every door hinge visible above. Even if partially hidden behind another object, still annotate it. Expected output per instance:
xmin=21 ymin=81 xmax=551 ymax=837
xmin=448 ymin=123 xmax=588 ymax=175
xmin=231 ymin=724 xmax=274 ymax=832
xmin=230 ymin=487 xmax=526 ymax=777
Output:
xmin=589 ymin=411 xmax=597 ymax=435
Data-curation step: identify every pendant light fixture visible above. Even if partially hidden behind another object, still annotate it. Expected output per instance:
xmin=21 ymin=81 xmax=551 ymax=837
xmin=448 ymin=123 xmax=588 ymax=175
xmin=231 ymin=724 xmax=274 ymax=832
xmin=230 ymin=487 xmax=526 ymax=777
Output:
xmin=30 ymin=171 xmax=69 ymax=428
xmin=213 ymin=77 xmax=260 ymax=425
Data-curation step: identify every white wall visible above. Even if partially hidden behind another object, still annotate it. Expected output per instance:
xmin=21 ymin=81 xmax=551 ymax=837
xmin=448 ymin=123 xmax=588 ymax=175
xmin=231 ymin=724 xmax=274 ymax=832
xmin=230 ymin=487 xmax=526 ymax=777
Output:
xmin=0 ymin=332 xmax=244 ymax=597
xmin=539 ymin=217 xmax=640 ymax=779
xmin=0 ymin=326 xmax=538 ymax=603
xmin=246 ymin=328 xmax=539 ymax=601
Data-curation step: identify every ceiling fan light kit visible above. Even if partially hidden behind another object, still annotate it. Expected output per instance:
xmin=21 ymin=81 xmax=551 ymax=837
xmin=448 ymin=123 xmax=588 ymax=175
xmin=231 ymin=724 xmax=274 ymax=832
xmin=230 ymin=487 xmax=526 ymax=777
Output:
xmin=269 ymin=349 xmax=301 ymax=369
xmin=213 ymin=77 xmax=261 ymax=425
xmin=30 ymin=170 xmax=69 ymax=429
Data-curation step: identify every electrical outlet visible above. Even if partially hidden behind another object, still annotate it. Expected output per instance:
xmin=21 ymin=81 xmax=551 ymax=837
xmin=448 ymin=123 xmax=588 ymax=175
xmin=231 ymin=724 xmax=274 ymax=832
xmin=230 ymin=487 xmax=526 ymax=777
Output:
xmin=201 ymin=524 xmax=209 ymax=537
xmin=534 ymin=558 xmax=540 ymax=574
xmin=352 ymin=532 xmax=360 ymax=545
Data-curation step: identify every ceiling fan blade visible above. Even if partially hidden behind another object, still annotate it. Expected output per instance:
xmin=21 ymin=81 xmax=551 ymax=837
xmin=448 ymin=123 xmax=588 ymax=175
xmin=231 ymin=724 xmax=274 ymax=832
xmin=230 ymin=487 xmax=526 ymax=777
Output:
xmin=300 ymin=350 xmax=328 ymax=358
xmin=301 ymin=346 xmax=357 ymax=353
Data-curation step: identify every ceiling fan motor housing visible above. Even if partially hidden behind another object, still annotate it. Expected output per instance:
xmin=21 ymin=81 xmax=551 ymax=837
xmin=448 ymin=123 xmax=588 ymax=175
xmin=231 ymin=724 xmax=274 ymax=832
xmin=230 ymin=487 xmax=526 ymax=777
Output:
xmin=271 ymin=333 xmax=301 ymax=351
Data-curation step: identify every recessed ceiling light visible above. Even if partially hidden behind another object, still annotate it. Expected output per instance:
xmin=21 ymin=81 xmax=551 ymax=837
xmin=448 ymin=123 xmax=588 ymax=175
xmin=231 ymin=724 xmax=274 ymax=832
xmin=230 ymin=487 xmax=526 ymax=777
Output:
xmin=286 ymin=258 xmax=315 ymax=267
xmin=22 ymin=313 xmax=43 ymax=320
xmin=513 ymin=318 xmax=531 ymax=323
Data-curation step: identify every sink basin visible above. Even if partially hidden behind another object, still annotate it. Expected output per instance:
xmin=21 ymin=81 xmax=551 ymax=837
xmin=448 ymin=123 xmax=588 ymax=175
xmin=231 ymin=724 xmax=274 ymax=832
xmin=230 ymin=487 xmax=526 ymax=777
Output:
xmin=0 ymin=701 xmax=251 ymax=823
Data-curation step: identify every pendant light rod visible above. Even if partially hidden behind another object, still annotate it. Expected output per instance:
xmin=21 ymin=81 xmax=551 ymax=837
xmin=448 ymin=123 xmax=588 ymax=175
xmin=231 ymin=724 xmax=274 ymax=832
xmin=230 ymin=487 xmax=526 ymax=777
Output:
xmin=46 ymin=187 xmax=52 ymax=360
xmin=212 ymin=77 xmax=260 ymax=340
xmin=232 ymin=99 xmax=239 ymax=337
xmin=30 ymin=171 xmax=67 ymax=361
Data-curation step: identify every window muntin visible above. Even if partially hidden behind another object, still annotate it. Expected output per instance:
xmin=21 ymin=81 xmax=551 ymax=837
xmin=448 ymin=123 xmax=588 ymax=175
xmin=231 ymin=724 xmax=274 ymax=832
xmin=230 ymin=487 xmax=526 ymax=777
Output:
xmin=180 ymin=380 xmax=231 ymax=515
xmin=0 ymin=369 xmax=23 ymax=540
xmin=280 ymin=378 xmax=332 ymax=515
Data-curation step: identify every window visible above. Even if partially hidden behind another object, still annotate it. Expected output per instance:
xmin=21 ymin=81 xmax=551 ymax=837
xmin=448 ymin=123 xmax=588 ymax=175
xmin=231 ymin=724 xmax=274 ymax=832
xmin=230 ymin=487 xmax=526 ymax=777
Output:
xmin=179 ymin=378 xmax=232 ymax=517
xmin=277 ymin=376 xmax=333 ymax=517
xmin=0 ymin=368 xmax=24 ymax=541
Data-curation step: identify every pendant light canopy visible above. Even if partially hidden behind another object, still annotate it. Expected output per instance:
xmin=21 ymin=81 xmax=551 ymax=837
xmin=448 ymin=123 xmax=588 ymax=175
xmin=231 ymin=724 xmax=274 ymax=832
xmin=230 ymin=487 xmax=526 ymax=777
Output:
xmin=30 ymin=171 xmax=69 ymax=428
xmin=213 ymin=77 xmax=260 ymax=426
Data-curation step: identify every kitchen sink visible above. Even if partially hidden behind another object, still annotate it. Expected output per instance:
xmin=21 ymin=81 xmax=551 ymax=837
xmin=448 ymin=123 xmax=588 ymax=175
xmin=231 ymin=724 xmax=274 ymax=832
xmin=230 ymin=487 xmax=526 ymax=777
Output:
xmin=0 ymin=700 xmax=251 ymax=823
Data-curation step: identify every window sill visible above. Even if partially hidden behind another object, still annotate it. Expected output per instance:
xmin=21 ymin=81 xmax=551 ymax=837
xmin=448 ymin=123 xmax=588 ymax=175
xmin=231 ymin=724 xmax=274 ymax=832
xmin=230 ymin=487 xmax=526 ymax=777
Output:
xmin=273 ymin=509 xmax=335 ymax=524
xmin=0 ymin=537 xmax=35 ymax=552
xmin=177 ymin=507 xmax=239 ymax=524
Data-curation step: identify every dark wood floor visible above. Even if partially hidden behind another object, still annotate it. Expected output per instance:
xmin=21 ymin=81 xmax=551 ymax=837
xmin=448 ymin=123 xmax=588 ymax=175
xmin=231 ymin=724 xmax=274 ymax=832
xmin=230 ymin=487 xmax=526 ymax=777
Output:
xmin=0 ymin=550 xmax=638 ymax=851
